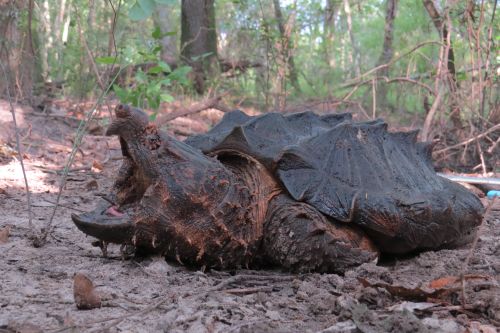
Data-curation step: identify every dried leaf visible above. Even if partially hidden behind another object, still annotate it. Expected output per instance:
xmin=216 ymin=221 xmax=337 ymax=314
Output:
xmin=73 ymin=273 xmax=101 ymax=310
xmin=359 ymin=277 xmax=433 ymax=301
xmin=428 ymin=276 xmax=458 ymax=289
xmin=85 ymin=179 xmax=99 ymax=191
xmin=358 ymin=274 xmax=492 ymax=302
xmin=0 ymin=225 xmax=10 ymax=243
xmin=0 ymin=188 xmax=7 ymax=195
xmin=428 ymin=275 xmax=490 ymax=289
xmin=92 ymin=160 xmax=103 ymax=172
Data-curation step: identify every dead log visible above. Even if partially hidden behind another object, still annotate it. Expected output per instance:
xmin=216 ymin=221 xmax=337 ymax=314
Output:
xmin=155 ymin=94 xmax=232 ymax=126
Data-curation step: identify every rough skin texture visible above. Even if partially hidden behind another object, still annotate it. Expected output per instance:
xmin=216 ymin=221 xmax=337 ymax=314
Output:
xmin=72 ymin=105 xmax=484 ymax=273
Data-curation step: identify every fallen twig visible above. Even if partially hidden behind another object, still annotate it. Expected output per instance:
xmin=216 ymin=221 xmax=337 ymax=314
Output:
xmin=209 ymin=273 xmax=293 ymax=292
xmin=223 ymin=286 xmax=274 ymax=295
xmin=41 ymin=199 xmax=87 ymax=213
xmin=49 ymin=296 xmax=173 ymax=333
xmin=434 ymin=123 xmax=500 ymax=155
xmin=155 ymin=93 xmax=230 ymax=125
xmin=0 ymin=58 xmax=34 ymax=238
xmin=32 ymin=165 xmax=92 ymax=174
xmin=487 ymin=136 xmax=499 ymax=154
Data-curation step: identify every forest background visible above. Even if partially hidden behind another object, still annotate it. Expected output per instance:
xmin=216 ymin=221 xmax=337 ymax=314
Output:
xmin=0 ymin=0 xmax=498 ymax=171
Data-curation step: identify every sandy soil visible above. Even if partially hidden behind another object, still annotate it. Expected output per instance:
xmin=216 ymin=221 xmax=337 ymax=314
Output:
xmin=0 ymin=100 xmax=498 ymax=333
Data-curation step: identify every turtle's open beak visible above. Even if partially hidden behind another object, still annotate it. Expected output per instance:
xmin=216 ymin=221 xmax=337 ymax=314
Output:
xmin=71 ymin=201 xmax=134 ymax=244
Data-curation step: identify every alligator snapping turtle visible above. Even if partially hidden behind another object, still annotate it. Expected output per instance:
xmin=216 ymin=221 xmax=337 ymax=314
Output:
xmin=71 ymin=104 xmax=484 ymax=273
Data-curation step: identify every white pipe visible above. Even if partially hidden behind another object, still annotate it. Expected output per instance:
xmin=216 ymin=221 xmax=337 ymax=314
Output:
xmin=437 ymin=173 xmax=500 ymax=186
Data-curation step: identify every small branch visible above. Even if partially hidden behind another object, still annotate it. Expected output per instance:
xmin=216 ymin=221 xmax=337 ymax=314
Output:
xmin=74 ymin=5 xmax=105 ymax=90
xmin=340 ymin=75 xmax=435 ymax=104
xmin=371 ymin=78 xmax=376 ymax=119
xmin=487 ymin=137 xmax=499 ymax=155
xmin=339 ymin=40 xmax=443 ymax=89
xmin=421 ymin=89 xmax=443 ymax=141
xmin=34 ymin=66 xmax=129 ymax=247
xmin=434 ymin=123 xmax=500 ymax=154
xmin=384 ymin=77 xmax=435 ymax=95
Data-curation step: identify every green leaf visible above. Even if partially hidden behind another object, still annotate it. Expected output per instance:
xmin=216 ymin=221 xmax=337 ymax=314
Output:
xmin=129 ymin=94 xmax=139 ymax=107
xmin=128 ymin=1 xmax=151 ymax=21
xmin=152 ymin=27 xmax=162 ymax=39
xmin=457 ymin=72 xmax=467 ymax=81
xmin=146 ymin=83 xmax=161 ymax=95
xmin=135 ymin=70 xmax=148 ymax=83
xmin=113 ymin=85 xmax=128 ymax=102
xmin=148 ymin=66 xmax=164 ymax=74
xmin=159 ymin=78 xmax=171 ymax=86
xmin=152 ymin=27 xmax=176 ymax=40
xmin=158 ymin=61 xmax=172 ymax=73
xmin=147 ymin=96 xmax=160 ymax=110
xmin=169 ymin=66 xmax=192 ymax=85
xmin=160 ymin=94 xmax=175 ymax=103
xmin=95 ymin=56 xmax=116 ymax=64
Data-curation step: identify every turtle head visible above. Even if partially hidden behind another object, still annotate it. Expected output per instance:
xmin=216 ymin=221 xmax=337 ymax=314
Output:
xmin=105 ymin=104 xmax=149 ymax=137
xmin=72 ymin=104 xmax=161 ymax=246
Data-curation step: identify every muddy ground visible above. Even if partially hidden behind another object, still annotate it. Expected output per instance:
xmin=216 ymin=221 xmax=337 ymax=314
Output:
xmin=0 ymin=100 xmax=498 ymax=333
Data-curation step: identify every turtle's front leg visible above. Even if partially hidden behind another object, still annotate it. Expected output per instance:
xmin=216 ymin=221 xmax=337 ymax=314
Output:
xmin=262 ymin=195 xmax=378 ymax=273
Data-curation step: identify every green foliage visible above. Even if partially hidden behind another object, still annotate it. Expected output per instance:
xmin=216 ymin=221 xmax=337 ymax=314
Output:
xmin=31 ymin=0 xmax=497 ymax=124
xmin=110 ymin=31 xmax=191 ymax=110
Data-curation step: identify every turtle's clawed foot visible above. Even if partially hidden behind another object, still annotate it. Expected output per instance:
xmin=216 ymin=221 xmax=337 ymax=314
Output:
xmin=262 ymin=195 xmax=378 ymax=273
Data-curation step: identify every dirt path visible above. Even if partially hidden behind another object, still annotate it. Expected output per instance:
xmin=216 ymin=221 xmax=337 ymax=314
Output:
xmin=0 ymin=101 xmax=498 ymax=333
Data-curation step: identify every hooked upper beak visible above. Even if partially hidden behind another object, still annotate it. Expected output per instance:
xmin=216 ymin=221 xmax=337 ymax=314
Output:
xmin=71 ymin=201 xmax=134 ymax=244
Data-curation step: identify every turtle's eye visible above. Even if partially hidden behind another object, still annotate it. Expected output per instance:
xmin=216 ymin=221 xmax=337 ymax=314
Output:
xmin=115 ymin=104 xmax=130 ymax=118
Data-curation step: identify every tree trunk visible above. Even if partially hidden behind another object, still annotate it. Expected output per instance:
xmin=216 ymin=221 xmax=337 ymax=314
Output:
xmin=36 ymin=0 xmax=52 ymax=81
xmin=323 ymin=0 xmax=339 ymax=68
xmin=272 ymin=0 xmax=301 ymax=95
xmin=343 ymin=0 xmax=360 ymax=77
xmin=0 ymin=0 xmax=34 ymax=101
xmin=422 ymin=0 xmax=461 ymax=129
xmin=376 ymin=0 xmax=398 ymax=110
xmin=154 ymin=4 xmax=178 ymax=67
xmin=181 ymin=0 xmax=217 ymax=94
xmin=54 ymin=0 xmax=69 ymax=80
xmin=422 ymin=0 xmax=457 ymax=84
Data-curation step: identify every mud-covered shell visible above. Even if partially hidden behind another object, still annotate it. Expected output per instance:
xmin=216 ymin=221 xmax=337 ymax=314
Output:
xmin=186 ymin=111 xmax=484 ymax=253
